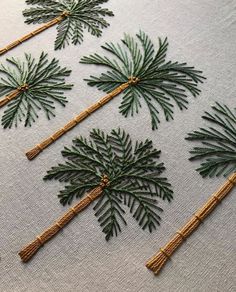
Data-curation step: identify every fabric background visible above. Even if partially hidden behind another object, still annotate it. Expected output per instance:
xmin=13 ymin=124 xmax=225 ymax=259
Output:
xmin=0 ymin=0 xmax=235 ymax=291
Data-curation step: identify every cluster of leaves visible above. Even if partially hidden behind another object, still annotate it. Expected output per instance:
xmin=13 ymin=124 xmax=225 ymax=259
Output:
xmin=80 ymin=31 xmax=205 ymax=130
xmin=44 ymin=128 xmax=173 ymax=241
xmin=186 ymin=102 xmax=236 ymax=177
xmin=23 ymin=0 xmax=114 ymax=50
xmin=0 ymin=52 xmax=73 ymax=128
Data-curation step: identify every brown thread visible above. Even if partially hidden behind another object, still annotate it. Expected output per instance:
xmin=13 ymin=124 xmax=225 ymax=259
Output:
xmin=25 ymin=79 xmax=140 ymax=160
xmin=55 ymin=222 xmax=62 ymax=229
xmin=36 ymin=236 xmax=43 ymax=246
xmin=0 ymin=83 xmax=29 ymax=108
xmin=0 ymin=12 xmax=68 ymax=56
xmin=212 ymin=195 xmax=221 ymax=204
xmin=19 ymin=175 xmax=109 ymax=263
xmin=176 ymin=230 xmax=185 ymax=241
xmin=193 ymin=213 xmax=203 ymax=223
xmin=160 ymin=248 xmax=170 ymax=259
xmin=146 ymin=172 xmax=236 ymax=275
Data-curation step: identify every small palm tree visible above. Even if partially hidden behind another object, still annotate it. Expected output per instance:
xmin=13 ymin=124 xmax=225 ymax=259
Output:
xmin=26 ymin=31 xmax=205 ymax=160
xmin=186 ymin=102 xmax=236 ymax=177
xmin=0 ymin=52 xmax=73 ymax=128
xmin=19 ymin=128 xmax=173 ymax=262
xmin=0 ymin=0 xmax=114 ymax=55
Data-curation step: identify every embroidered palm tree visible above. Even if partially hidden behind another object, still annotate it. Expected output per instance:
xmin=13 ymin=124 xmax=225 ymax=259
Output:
xmin=19 ymin=128 xmax=173 ymax=262
xmin=26 ymin=31 xmax=205 ymax=160
xmin=186 ymin=102 xmax=236 ymax=177
xmin=0 ymin=52 xmax=73 ymax=128
xmin=0 ymin=0 xmax=113 ymax=55
xmin=147 ymin=102 xmax=236 ymax=275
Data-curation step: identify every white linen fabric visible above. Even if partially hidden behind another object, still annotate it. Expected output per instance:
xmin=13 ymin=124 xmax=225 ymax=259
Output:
xmin=0 ymin=0 xmax=235 ymax=291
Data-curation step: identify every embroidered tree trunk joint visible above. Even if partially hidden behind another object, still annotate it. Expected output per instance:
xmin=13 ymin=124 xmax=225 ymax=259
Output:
xmin=19 ymin=175 xmax=109 ymax=263
xmin=0 ymin=12 xmax=67 ymax=56
xmin=0 ymin=52 xmax=73 ymax=128
xmin=0 ymin=0 xmax=114 ymax=55
xmin=0 ymin=84 xmax=29 ymax=108
xmin=146 ymin=172 xmax=236 ymax=275
xmin=20 ymin=128 xmax=173 ymax=262
xmin=25 ymin=31 xmax=205 ymax=160
xmin=26 ymin=79 xmax=140 ymax=160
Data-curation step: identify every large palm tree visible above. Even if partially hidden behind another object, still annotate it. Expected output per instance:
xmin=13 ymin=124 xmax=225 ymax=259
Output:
xmin=146 ymin=102 xmax=236 ymax=275
xmin=0 ymin=52 xmax=73 ymax=128
xmin=26 ymin=31 xmax=205 ymax=160
xmin=0 ymin=0 xmax=114 ymax=55
xmin=19 ymin=128 xmax=173 ymax=262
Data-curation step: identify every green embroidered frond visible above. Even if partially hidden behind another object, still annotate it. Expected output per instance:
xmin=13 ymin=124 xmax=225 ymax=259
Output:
xmin=0 ymin=52 xmax=73 ymax=128
xmin=186 ymin=102 xmax=236 ymax=177
xmin=23 ymin=0 xmax=114 ymax=50
xmin=44 ymin=128 xmax=173 ymax=240
xmin=80 ymin=31 xmax=205 ymax=130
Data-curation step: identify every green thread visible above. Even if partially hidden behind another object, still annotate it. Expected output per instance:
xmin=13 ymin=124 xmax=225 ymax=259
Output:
xmin=80 ymin=31 xmax=205 ymax=130
xmin=186 ymin=102 xmax=236 ymax=177
xmin=23 ymin=0 xmax=114 ymax=50
xmin=44 ymin=128 xmax=173 ymax=241
xmin=0 ymin=52 xmax=73 ymax=128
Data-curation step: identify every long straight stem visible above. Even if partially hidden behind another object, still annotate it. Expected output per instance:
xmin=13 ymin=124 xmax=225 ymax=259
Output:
xmin=19 ymin=184 xmax=105 ymax=263
xmin=0 ymin=14 xmax=66 ymax=56
xmin=26 ymin=82 xmax=130 ymax=160
xmin=146 ymin=172 xmax=236 ymax=275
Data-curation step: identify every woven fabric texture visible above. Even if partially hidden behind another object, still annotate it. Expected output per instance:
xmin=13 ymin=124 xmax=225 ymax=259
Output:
xmin=0 ymin=0 xmax=235 ymax=291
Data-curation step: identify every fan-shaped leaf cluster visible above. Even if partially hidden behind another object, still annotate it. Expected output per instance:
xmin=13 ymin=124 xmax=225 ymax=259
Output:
xmin=44 ymin=128 xmax=173 ymax=240
xmin=80 ymin=31 xmax=205 ymax=130
xmin=186 ymin=102 xmax=236 ymax=177
xmin=23 ymin=0 xmax=114 ymax=50
xmin=0 ymin=52 xmax=73 ymax=128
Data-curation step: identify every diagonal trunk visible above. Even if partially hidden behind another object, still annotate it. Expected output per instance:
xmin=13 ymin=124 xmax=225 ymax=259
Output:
xmin=146 ymin=172 xmax=236 ymax=275
xmin=25 ymin=79 xmax=137 ymax=160
xmin=19 ymin=178 xmax=109 ymax=263
xmin=0 ymin=12 xmax=68 ymax=56
xmin=0 ymin=89 xmax=21 ymax=108
xmin=0 ymin=84 xmax=29 ymax=108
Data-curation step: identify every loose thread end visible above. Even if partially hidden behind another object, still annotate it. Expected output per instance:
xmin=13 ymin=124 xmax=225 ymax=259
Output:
xmin=19 ymin=238 xmax=41 ymax=263
xmin=26 ymin=146 xmax=42 ymax=160
xmin=146 ymin=251 xmax=169 ymax=275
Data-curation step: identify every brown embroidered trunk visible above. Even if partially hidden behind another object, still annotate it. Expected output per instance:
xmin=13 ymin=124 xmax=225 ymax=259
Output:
xmin=146 ymin=172 xmax=236 ymax=275
xmin=0 ymin=12 xmax=67 ymax=56
xmin=19 ymin=181 xmax=107 ymax=263
xmin=0 ymin=84 xmax=29 ymax=108
xmin=25 ymin=79 xmax=139 ymax=160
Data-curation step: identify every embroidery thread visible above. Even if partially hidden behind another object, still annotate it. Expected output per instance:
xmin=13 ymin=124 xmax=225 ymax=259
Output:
xmin=25 ymin=31 xmax=205 ymax=159
xmin=146 ymin=102 xmax=236 ymax=275
xmin=186 ymin=102 xmax=236 ymax=177
xmin=146 ymin=172 xmax=236 ymax=274
xmin=19 ymin=128 xmax=173 ymax=262
xmin=0 ymin=0 xmax=114 ymax=55
xmin=0 ymin=52 xmax=73 ymax=128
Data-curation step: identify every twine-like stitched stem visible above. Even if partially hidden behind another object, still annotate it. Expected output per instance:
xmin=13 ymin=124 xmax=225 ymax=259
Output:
xmin=146 ymin=172 xmax=236 ymax=275
xmin=0 ymin=84 xmax=29 ymax=108
xmin=19 ymin=175 xmax=110 ymax=263
xmin=0 ymin=11 xmax=69 ymax=56
xmin=26 ymin=77 xmax=140 ymax=160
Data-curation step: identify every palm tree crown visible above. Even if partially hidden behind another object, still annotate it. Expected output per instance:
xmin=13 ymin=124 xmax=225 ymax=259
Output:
xmin=44 ymin=128 xmax=173 ymax=240
xmin=80 ymin=31 xmax=205 ymax=130
xmin=0 ymin=52 xmax=73 ymax=128
xmin=23 ymin=0 xmax=114 ymax=50
xmin=186 ymin=102 xmax=236 ymax=178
